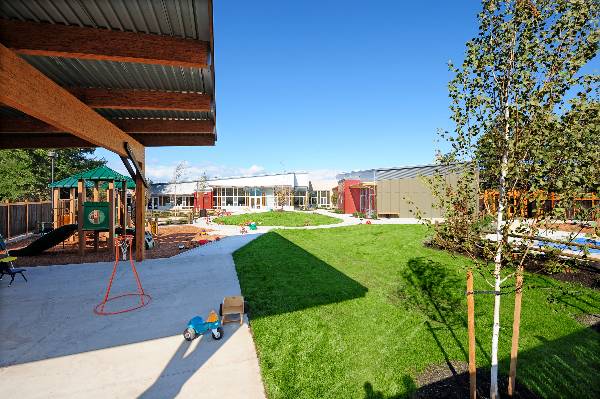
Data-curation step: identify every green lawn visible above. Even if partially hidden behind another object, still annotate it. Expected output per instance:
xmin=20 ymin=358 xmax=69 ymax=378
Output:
xmin=233 ymin=225 xmax=600 ymax=398
xmin=213 ymin=211 xmax=342 ymax=227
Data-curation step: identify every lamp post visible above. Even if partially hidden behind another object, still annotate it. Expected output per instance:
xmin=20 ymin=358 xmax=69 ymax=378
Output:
xmin=48 ymin=150 xmax=57 ymax=224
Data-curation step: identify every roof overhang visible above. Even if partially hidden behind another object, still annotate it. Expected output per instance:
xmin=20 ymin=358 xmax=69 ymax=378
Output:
xmin=0 ymin=0 xmax=217 ymax=179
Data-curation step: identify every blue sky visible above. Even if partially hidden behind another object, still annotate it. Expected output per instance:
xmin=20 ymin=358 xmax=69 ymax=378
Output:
xmin=96 ymin=1 xmax=592 ymax=183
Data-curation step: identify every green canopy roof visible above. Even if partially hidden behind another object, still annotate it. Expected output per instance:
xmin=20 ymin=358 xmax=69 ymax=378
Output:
xmin=49 ymin=166 xmax=135 ymax=189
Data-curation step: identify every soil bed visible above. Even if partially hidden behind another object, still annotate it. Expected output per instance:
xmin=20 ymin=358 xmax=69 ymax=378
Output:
xmin=8 ymin=225 xmax=221 ymax=267
xmin=415 ymin=361 xmax=539 ymax=398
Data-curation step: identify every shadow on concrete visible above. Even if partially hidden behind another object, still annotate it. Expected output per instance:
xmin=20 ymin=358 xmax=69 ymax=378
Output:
xmin=139 ymin=324 xmax=237 ymax=399
xmin=232 ymin=231 xmax=368 ymax=318
xmin=0 ymin=244 xmax=243 ymax=369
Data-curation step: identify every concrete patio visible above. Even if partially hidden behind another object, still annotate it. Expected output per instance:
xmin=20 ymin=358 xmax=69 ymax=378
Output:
xmin=0 ymin=234 xmax=265 ymax=399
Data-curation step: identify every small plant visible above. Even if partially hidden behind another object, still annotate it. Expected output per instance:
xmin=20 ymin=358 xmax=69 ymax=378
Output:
xmin=352 ymin=211 xmax=366 ymax=218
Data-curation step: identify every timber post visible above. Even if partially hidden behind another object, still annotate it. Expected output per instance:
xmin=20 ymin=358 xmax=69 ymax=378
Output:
xmin=508 ymin=270 xmax=524 ymax=396
xmin=77 ymin=179 xmax=85 ymax=256
xmin=108 ymin=180 xmax=115 ymax=250
xmin=467 ymin=269 xmax=477 ymax=399
xmin=135 ymin=163 xmax=145 ymax=261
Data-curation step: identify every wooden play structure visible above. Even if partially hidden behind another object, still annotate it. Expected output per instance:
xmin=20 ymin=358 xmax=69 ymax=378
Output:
xmin=50 ymin=166 xmax=136 ymax=255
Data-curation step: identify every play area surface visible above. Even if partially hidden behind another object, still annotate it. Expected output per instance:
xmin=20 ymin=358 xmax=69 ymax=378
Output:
xmin=8 ymin=225 xmax=221 ymax=267
xmin=0 ymin=234 xmax=265 ymax=399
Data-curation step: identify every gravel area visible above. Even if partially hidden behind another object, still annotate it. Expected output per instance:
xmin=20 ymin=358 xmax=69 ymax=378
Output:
xmin=7 ymin=225 xmax=222 ymax=267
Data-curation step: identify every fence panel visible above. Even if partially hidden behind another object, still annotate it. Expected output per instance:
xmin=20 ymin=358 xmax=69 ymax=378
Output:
xmin=0 ymin=205 xmax=7 ymax=237
xmin=0 ymin=201 xmax=52 ymax=239
xmin=9 ymin=204 xmax=27 ymax=237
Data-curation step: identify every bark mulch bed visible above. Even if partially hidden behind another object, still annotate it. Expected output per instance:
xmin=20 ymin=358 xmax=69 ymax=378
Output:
xmin=575 ymin=313 xmax=600 ymax=333
xmin=525 ymin=260 xmax=600 ymax=290
xmin=546 ymin=222 xmax=597 ymax=235
xmin=7 ymin=225 xmax=222 ymax=267
xmin=414 ymin=361 xmax=539 ymax=398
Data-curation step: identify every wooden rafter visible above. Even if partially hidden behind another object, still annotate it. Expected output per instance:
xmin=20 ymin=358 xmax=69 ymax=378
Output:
xmin=0 ymin=43 xmax=144 ymax=162
xmin=0 ymin=19 xmax=210 ymax=69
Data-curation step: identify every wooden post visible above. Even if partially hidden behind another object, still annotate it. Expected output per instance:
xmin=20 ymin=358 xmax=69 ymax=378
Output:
xmin=6 ymin=201 xmax=10 ymax=239
xmin=467 ymin=269 xmax=477 ymax=399
xmin=135 ymin=165 xmax=145 ymax=261
xmin=93 ymin=181 xmax=99 ymax=201
xmin=52 ymin=187 xmax=59 ymax=228
xmin=77 ymin=179 xmax=86 ymax=256
xmin=69 ymin=188 xmax=76 ymax=241
xmin=508 ymin=270 xmax=524 ymax=396
xmin=108 ymin=180 xmax=115 ymax=251
xmin=121 ymin=182 xmax=128 ymax=229
xmin=25 ymin=200 xmax=29 ymax=235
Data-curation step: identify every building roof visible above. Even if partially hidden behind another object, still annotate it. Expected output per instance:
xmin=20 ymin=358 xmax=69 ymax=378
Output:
xmin=150 ymin=172 xmax=310 ymax=195
xmin=0 ymin=0 xmax=216 ymax=149
xmin=49 ymin=165 xmax=135 ymax=189
xmin=336 ymin=164 xmax=461 ymax=182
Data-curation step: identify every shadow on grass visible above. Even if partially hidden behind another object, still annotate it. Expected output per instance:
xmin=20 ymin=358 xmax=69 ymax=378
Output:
xmin=362 ymin=324 xmax=599 ymax=398
xmin=397 ymin=257 xmax=491 ymax=372
xmin=233 ymin=231 xmax=368 ymax=318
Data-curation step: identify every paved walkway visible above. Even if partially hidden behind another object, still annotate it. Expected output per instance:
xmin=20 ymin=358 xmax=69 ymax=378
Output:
xmin=195 ymin=209 xmax=425 ymax=236
xmin=0 ymin=234 xmax=265 ymax=399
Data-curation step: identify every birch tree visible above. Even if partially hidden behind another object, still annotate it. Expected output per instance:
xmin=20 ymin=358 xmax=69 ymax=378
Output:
xmin=437 ymin=1 xmax=599 ymax=397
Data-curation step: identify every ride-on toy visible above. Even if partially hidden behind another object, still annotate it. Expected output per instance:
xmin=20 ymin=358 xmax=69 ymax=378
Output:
xmin=183 ymin=310 xmax=224 ymax=341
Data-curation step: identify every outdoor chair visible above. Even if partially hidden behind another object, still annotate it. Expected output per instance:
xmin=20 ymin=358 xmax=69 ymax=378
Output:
xmin=220 ymin=296 xmax=245 ymax=325
xmin=0 ymin=234 xmax=27 ymax=287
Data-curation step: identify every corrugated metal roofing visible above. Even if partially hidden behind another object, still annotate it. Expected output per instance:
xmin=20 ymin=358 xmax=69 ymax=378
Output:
xmin=0 ymin=0 xmax=215 ymax=127
xmin=337 ymin=164 xmax=461 ymax=182
xmin=49 ymin=165 xmax=135 ymax=188
xmin=0 ymin=0 xmax=211 ymax=40
xmin=96 ymin=109 xmax=212 ymax=120
xmin=22 ymin=55 xmax=213 ymax=95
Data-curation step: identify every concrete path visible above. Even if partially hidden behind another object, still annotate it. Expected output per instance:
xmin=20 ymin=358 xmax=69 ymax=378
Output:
xmin=195 ymin=209 xmax=426 ymax=237
xmin=0 ymin=234 xmax=265 ymax=399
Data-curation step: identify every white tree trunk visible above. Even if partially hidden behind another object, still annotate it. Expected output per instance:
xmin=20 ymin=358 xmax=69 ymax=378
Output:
xmin=491 ymin=108 xmax=510 ymax=399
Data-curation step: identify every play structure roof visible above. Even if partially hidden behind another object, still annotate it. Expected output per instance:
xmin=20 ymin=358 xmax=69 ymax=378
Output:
xmin=49 ymin=166 xmax=135 ymax=189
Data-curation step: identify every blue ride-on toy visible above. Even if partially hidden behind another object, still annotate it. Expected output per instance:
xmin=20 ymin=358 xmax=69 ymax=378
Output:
xmin=183 ymin=310 xmax=224 ymax=341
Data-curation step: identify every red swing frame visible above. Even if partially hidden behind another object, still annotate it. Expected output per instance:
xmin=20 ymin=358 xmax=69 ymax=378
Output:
xmin=94 ymin=235 xmax=151 ymax=315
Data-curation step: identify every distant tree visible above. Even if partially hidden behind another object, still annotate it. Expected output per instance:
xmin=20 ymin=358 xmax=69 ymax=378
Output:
xmin=432 ymin=1 xmax=599 ymax=397
xmin=0 ymin=148 xmax=105 ymax=201
xmin=274 ymin=186 xmax=291 ymax=209
xmin=171 ymin=161 xmax=188 ymax=208
xmin=331 ymin=190 xmax=339 ymax=208
xmin=306 ymin=181 xmax=314 ymax=209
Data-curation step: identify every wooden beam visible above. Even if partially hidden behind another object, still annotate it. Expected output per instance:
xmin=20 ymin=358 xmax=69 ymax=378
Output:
xmin=0 ymin=116 xmax=214 ymax=134
xmin=69 ymin=88 xmax=212 ymax=111
xmin=0 ymin=43 xmax=144 ymax=162
xmin=0 ymin=19 xmax=210 ymax=69
xmin=77 ymin=179 xmax=86 ymax=256
xmin=135 ymin=165 xmax=146 ymax=261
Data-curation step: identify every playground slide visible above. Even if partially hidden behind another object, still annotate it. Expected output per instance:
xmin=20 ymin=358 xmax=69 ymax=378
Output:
xmin=12 ymin=224 xmax=78 ymax=256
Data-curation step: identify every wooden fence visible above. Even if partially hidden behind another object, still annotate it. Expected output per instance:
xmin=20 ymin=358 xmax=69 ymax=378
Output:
xmin=0 ymin=201 xmax=52 ymax=239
